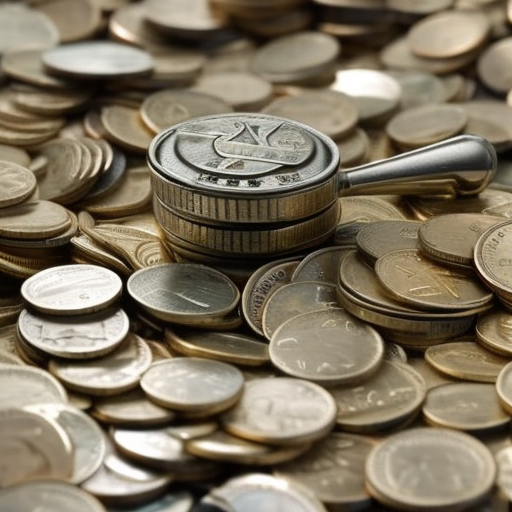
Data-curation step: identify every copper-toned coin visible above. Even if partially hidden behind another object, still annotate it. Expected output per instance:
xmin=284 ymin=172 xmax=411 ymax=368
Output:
xmin=42 ymin=41 xmax=154 ymax=79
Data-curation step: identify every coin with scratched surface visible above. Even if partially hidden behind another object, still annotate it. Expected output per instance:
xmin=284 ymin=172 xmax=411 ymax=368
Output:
xmin=42 ymin=40 xmax=154 ymax=79
xmin=0 ymin=407 xmax=74 ymax=487
xmin=26 ymin=403 xmax=106 ymax=484
xmin=365 ymin=427 xmax=496 ymax=511
xmin=21 ymin=263 xmax=122 ymax=315
xmin=17 ymin=307 xmax=129 ymax=359
xmin=127 ymin=263 xmax=240 ymax=325
xmin=330 ymin=360 xmax=426 ymax=433
xmin=422 ymin=382 xmax=509 ymax=433
xmin=0 ymin=480 xmax=107 ymax=512
xmin=220 ymin=376 xmax=337 ymax=446
xmin=48 ymin=332 xmax=152 ymax=396
xmin=425 ymin=341 xmax=509 ymax=383
xmin=0 ymin=160 xmax=37 ymax=208
xmin=140 ymin=357 xmax=244 ymax=416
xmin=274 ymin=432 xmax=375 ymax=511
xmin=0 ymin=363 xmax=67 ymax=407
xmin=375 ymin=249 xmax=494 ymax=311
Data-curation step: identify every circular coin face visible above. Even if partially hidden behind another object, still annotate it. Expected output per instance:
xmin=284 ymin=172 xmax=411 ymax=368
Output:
xmin=21 ymin=264 xmax=123 ymax=315
xmin=365 ymin=427 xmax=496 ymax=511
xmin=0 ymin=160 xmax=37 ymax=208
xmin=148 ymin=112 xmax=339 ymax=197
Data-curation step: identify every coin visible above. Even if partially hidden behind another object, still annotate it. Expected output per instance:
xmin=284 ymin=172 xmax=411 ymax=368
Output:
xmin=42 ymin=41 xmax=154 ymax=79
xmin=422 ymin=382 xmax=509 ymax=433
xmin=21 ymin=263 xmax=122 ymax=315
xmin=495 ymin=361 xmax=512 ymax=415
xmin=127 ymin=263 xmax=240 ymax=325
xmin=140 ymin=357 xmax=244 ymax=415
xmin=291 ymin=246 xmax=350 ymax=284
xmin=17 ymin=307 xmax=129 ymax=359
xmin=0 ymin=161 xmax=37 ymax=208
xmin=220 ymin=376 xmax=337 ymax=446
xmin=365 ymin=427 xmax=496 ymax=511
xmin=476 ymin=308 xmax=512 ymax=357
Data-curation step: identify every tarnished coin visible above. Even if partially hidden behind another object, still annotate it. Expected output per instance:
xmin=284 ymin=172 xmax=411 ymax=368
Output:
xmin=0 ymin=363 xmax=68 ymax=408
xmin=141 ymin=89 xmax=233 ymax=134
xmin=0 ymin=407 xmax=74 ymax=487
xmin=274 ymin=432 xmax=375 ymax=511
xmin=425 ymin=341 xmax=509 ymax=383
xmin=419 ymin=213 xmax=503 ymax=268
xmin=164 ymin=328 xmax=270 ymax=367
xmin=42 ymin=40 xmax=154 ymax=79
xmin=355 ymin=220 xmax=421 ymax=265
xmin=269 ymin=308 xmax=384 ymax=386
xmin=365 ymin=427 xmax=496 ymax=511
xmin=21 ymin=264 xmax=123 ymax=315
xmin=48 ymin=332 xmax=152 ymax=396
xmin=127 ymin=263 xmax=240 ymax=325
xmin=375 ymin=249 xmax=494 ymax=311
xmin=17 ymin=307 xmax=129 ymax=359
xmin=0 ymin=160 xmax=37 ymax=208
xmin=91 ymin=387 xmax=176 ymax=427
xmin=210 ymin=473 xmax=328 ymax=512
xmin=330 ymin=360 xmax=426 ymax=433
xmin=221 ymin=377 xmax=337 ymax=446
xmin=26 ymin=403 xmax=106 ymax=484
xmin=476 ymin=308 xmax=512 ymax=357
xmin=140 ymin=357 xmax=244 ymax=416
xmin=422 ymin=382 xmax=509 ymax=433
xmin=0 ymin=480 xmax=107 ymax=512
xmin=262 ymin=281 xmax=338 ymax=340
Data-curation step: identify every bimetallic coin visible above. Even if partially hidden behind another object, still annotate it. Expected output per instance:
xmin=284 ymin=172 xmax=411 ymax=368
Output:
xmin=0 ymin=407 xmax=74 ymax=487
xmin=425 ymin=341 xmax=509 ymax=383
xmin=269 ymin=308 xmax=384 ymax=386
xmin=21 ymin=264 xmax=123 ymax=315
xmin=127 ymin=263 xmax=240 ymax=325
xmin=0 ymin=160 xmax=37 ymax=208
xmin=17 ymin=307 xmax=130 ymax=359
xmin=42 ymin=41 xmax=154 ymax=79
xmin=0 ymin=480 xmax=107 ymax=512
xmin=375 ymin=249 xmax=494 ymax=311
xmin=48 ymin=332 xmax=152 ymax=396
xmin=221 ymin=377 xmax=337 ymax=446
xmin=422 ymin=382 xmax=509 ymax=433
xmin=365 ymin=427 xmax=496 ymax=511
xmin=140 ymin=357 xmax=244 ymax=416
xmin=330 ymin=360 xmax=426 ymax=433
xmin=274 ymin=432 xmax=375 ymax=511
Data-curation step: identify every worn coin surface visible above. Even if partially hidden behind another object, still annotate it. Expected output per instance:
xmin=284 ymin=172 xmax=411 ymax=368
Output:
xmin=0 ymin=161 xmax=37 ymax=208
xmin=21 ymin=264 xmax=123 ymax=315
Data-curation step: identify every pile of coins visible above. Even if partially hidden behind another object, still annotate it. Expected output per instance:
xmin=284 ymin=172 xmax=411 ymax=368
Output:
xmin=5 ymin=0 xmax=512 ymax=511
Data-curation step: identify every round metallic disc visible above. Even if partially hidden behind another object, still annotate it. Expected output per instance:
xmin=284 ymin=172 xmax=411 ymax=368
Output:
xmin=330 ymin=360 xmax=426 ymax=433
xmin=291 ymin=246 xmax=350 ymax=285
xmin=365 ymin=427 xmax=496 ymax=511
xmin=127 ymin=263 xmax=240 ymax=324
xmin=0 ymin=480 xmax=106 ymax=512
xmin=477 ymin=37 xmax=512 ymax=95
xmin=0 ymin=407 xmax=74 ymax=487
xmin=422 ymin=382 xmax=510 ymax=432
xmin=0 ymin=161 xmax=37 ymax=208
xmin=476 ymin=308 xmax=512 ymax=357
xmin=21 ymin=264 xmax=123 ymax=315
xmin=220 ymin=376 xmax=337 ymax=446
xmin=140 ymin=357 xmax=244 ymax=415
xmin=42 ymin=40 xmax=154 ymax=79
xmin=496 ymin=361 xmax=512 ymax=415
xmin=20 ymin=306 xmax=128 ymax=360
xmin=148 ymin=112 xmax=340 ymax=197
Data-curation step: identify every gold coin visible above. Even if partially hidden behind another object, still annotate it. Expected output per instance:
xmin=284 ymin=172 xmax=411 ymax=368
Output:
xmin=0 ymin=407 xmax=74 ymax=487
xmin=0 ymin=160 xmax=37 ymax=208
xmin=140 ymin=357 xmax=244 ymax=415
xmin=375 ymin=249 xmax=494 ymax=311
xmin=407 ymin=9 xmax=490 ymax=59
xmin=365 ymin=427 xmax=496 ymax=511
xmin=262 ymin=281 xmax=338 ymax=340
xmin=422 ymin=382 xmax=509 ymax=432
xmin=330 ymin=360 xmax=426 ymax=433
xmin=48 ymin=332 xmax=152 ymax=396
xmin=164 ymin=327 xmax=270 ymax=367
xmin=221 ymin=376 xmax=337 ymax=446
xmin=425 ymin=341 xmax=509 ymax=383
